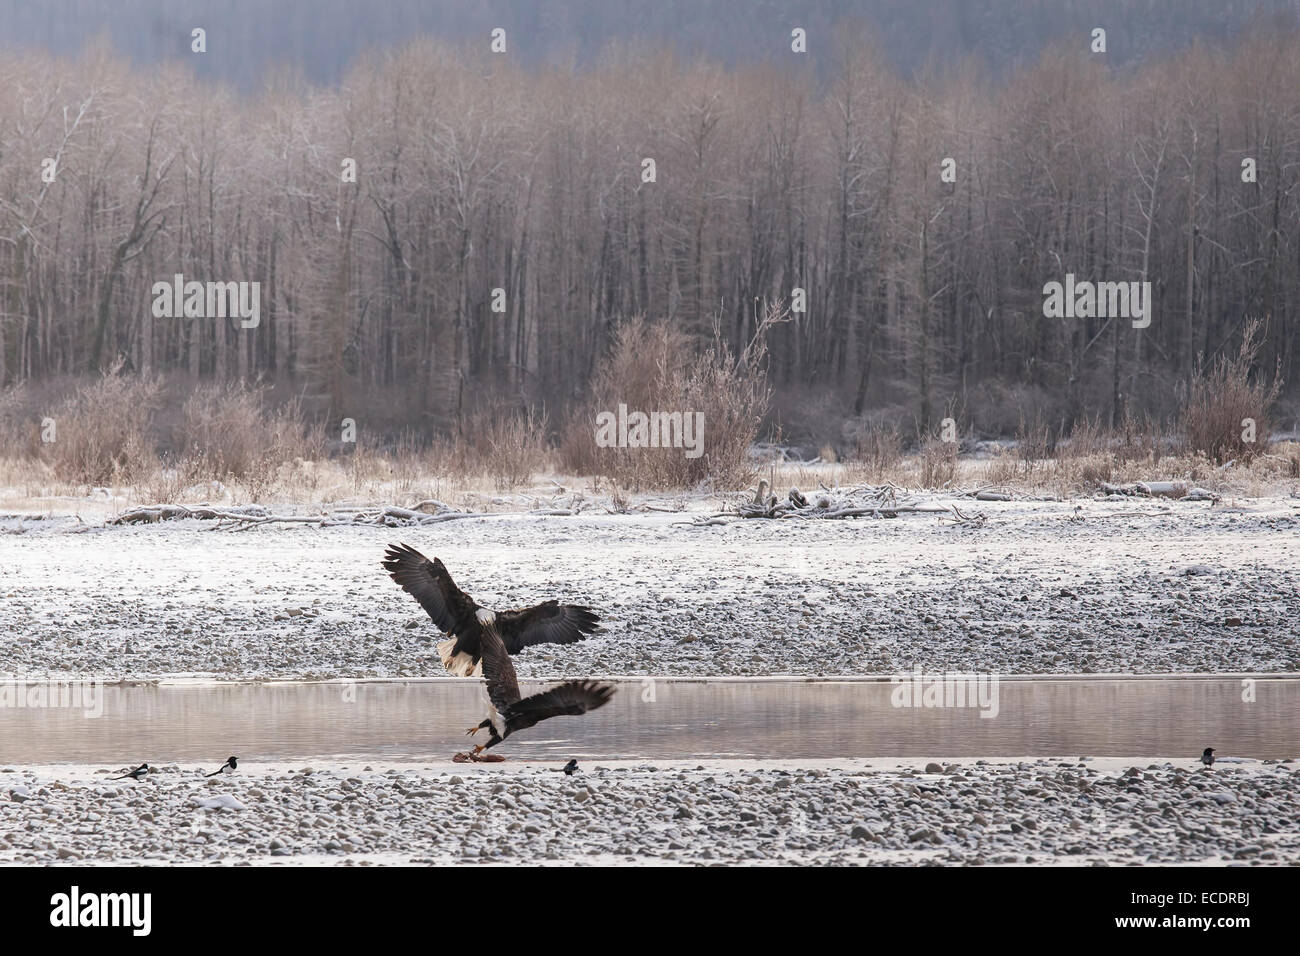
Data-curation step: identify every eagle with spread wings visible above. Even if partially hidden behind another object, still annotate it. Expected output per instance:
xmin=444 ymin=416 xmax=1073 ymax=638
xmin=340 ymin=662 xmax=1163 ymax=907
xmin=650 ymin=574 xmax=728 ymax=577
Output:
xmin=458 ymin=618 xmax=616 ymax=761
xmin=382 ymin=543 xmax=603 ymax=676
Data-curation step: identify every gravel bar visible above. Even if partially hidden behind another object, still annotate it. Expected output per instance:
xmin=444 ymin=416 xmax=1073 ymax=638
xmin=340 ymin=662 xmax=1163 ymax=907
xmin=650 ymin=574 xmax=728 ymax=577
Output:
xmin=1 ymin=758 xmax=1295 ymax=866
xmin=1 ymin=498 xmax=1297 ymax=679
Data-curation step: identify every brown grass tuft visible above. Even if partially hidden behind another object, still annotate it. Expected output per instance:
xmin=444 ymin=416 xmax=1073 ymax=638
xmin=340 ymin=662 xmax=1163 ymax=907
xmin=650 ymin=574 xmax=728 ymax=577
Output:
xmin=43 ymin=364 xmax=162 ymax=486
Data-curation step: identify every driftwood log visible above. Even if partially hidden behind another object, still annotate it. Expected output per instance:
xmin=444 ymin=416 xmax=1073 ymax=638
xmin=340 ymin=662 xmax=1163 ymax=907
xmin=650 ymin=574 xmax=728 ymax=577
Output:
xmin=108 ymin=502 xmax=582 ymax=529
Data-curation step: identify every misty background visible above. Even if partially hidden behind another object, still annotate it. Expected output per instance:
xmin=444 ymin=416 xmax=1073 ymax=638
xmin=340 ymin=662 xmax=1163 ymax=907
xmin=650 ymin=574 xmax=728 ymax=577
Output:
xmin=1 ymin=0 xmax=1292 ymax=87
xmin=0 ymin=0 xmax=1298 ymax=474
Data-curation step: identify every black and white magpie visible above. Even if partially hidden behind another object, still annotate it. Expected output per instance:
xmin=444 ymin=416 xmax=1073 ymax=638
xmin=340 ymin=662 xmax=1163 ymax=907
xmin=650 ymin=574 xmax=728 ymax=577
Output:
xmin=563 ymin=759 xmax=580 ymax=776
xmin=205 ymin=756 xmax=238 ymax=777
xmin=1200 ymin=747 xmax=1215 ymax=767
xmin=112 ymin=763 xmax=149 ymax=781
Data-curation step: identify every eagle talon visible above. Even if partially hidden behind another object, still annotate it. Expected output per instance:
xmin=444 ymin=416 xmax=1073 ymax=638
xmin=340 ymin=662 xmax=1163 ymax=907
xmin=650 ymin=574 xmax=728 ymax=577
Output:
xmin=465 ymin=725 xmax=481 ymax=736
xmin=451 ymin=746 xmax=491 ymax=763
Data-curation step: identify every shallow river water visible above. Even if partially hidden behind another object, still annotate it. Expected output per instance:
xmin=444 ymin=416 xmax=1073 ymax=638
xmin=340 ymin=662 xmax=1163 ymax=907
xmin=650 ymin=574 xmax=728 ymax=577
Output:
xmin=1 ymin=676 xmax=1294 ymax=764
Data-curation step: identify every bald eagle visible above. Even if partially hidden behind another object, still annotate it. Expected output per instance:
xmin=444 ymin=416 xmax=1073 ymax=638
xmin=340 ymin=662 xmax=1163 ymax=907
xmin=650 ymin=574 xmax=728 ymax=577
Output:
xmin=458 ymin=618 xmax=615 ymax=761
xmin=382 ymin=543 xmax=602 ymax=677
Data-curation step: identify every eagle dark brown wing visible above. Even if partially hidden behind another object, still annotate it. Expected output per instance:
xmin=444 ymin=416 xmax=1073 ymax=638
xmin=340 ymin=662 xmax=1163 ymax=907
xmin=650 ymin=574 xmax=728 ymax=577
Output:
xmin=505 ymin=680 xmax=616 ymax=735
xmin=382 ymin=544 xmax=479 ymax=636
xmin=496 ymin=601 xmax=602 ymax=653
xmin=478 ymin=620 xmax=523 ymax=713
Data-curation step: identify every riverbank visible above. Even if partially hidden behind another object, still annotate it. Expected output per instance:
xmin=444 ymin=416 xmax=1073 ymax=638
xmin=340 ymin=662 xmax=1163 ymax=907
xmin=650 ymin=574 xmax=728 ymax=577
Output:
xmin=1 ymin=496 xmax=1297 ymax=679
xmin=1 ymin=758 xmax=1293 ymax=866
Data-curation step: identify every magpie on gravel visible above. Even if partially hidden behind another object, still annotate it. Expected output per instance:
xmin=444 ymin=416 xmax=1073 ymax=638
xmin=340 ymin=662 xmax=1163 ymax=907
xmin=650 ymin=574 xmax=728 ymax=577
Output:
xmin=205 ymin=756 xmax=238 ymax=777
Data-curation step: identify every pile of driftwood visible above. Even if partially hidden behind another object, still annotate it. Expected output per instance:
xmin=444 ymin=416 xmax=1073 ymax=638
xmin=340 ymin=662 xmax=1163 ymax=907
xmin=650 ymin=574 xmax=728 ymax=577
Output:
xmin=107 ymin=483 xmax=702 ymax=529
xmin=0 ymin=513 xmax=88 ymax=535
xmin=673 ymin=480 xmax=984 ymax=526
xmin=107 ymin=499 xmax=583 ymax=529
xmin=1099 ymin=480 xmax=1220 ymax=502
xmin=110 ymin=504 xmax=272 ymax=525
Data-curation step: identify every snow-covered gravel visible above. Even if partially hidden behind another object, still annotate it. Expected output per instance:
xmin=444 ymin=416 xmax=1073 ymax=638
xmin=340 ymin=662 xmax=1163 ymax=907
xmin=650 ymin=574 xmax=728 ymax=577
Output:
xmin=1 ymin=497 xmax=1298 ymax=679
xmin=1 ymin=758 xmax=1294 ymax=866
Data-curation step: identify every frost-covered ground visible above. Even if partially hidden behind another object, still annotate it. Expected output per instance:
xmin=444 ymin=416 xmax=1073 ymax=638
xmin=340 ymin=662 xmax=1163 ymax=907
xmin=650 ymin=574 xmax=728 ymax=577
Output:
xmin=1 ymin=495 xmax=1298 ymax=679
xmin=3 ymin=496 xmax=1297 ymax=867
xmin=0 ymin=758 xmax=1294 ymax=866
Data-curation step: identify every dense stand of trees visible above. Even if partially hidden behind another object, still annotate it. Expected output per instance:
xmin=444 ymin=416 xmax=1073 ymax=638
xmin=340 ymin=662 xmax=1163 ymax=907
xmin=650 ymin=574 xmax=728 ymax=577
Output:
xmin=1 ymin=25 xmax=1297 ymax=442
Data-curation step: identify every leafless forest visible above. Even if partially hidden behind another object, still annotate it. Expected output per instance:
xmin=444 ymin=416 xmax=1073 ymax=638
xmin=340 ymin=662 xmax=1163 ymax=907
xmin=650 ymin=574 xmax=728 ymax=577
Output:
xmin=0 ymin=5 xmax=1298 ymax=479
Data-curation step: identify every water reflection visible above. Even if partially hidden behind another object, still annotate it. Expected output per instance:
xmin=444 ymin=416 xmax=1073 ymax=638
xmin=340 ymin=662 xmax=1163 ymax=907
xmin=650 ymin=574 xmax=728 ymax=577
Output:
xmin=0 ymin=678 xmax=1293 ymax=764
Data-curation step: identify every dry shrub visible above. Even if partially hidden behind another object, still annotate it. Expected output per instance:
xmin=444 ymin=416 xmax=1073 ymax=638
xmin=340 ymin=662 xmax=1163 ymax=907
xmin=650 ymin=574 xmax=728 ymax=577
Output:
xmin=1050 ymin=416 xmax=1113 ymax=488
xmin=557 ymin=423 xmax=599 ymax=480
xmin=845 ymin=418 xmax=902 ymax=479
xmin=44 ymin=365 xmax=161 ymax=485
xmin=346 ymin=435 xmax=378 ymax=496
xmin=1013 ymin=411 xmax=1055 ymax=477
xmin=385 ymin=429 xmax=433 ymax=495
xmin=1059 ymin=416 xmax=1109 ymax=459
xmin=982 ymin=449 xmax=1019 ymax=486
xmin=467 ymin=404 xmax=550 ymax=490
xmin=919 ymin=437 xmax=956 ymax=487
xmin=178 ymin=383 xmax=320 ymax=481
xmin=425 ymin=434 xmax=475 ymax=484
xmin=1283 ymin=440 xmax=1300 ymax=478
xmin=1181 ymin=319 xmax=1283 ymax=463
xmin=1059 ymin=452 xmax=1114 ymax=489
xmin=560 ymin=310 xmax=773 ymax=491
xmin=139 ymin=452 xmax=213 ymax=505
xmin=980 ymin=413 xmax=1051 ymax=486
